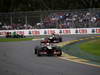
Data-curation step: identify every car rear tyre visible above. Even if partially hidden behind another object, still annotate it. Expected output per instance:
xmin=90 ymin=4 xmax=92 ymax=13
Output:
xmin=59 ymin=38 xmax=62 ymax=42
xmin=34 ymin=49 xmax=37 ymax=54
xmin=37 ymin=51 xmax=42 ymax=56
xmin=57 ymin=51 xmax=62 ymax=56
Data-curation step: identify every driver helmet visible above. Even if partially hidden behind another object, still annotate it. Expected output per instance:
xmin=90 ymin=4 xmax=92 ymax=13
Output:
xmin=49 ymin=37 xmax=53 ymax=39
xmin=46 ymin=43 xmax=50 ymax=46
xmin=41 ymin=38 xmax=44 ymax=40
xmin=52 ymin=33 xmax=55 ymax=37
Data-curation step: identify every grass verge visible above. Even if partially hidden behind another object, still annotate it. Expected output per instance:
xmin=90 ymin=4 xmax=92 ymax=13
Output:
xmin=79 ymin=39 xmax=100 ymax=56
xmin=0 ymin=38 xmax=33 ymax=42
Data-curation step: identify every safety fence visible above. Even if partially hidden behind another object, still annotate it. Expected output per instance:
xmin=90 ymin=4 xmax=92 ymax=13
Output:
xmin=0 ymin=28 xmax=100 ymax=36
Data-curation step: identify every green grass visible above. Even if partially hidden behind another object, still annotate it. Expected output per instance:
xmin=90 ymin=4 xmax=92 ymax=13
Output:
xmin=0 ymin=38 xmax=33 ymax=42
xmin=0 ymin=35 xmax=48 ymax=42
xmin=80 ymin=39 xmax=100 ymax=56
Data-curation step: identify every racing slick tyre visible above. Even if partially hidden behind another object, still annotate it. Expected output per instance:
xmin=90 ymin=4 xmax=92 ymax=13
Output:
xmin=37 ymin=50 xmax=42 ymax=56
xmin=56 ymin=47 xmax=62 ymax=56
xmin=57 ymin=51 xmax=62 ymax=56
xmin=59 ymin=38 xmax=62 ymax=42
xmin=34 ymin=49 xmax=37 ymax=54
xmin=34 ymin=46 xmax=40 ymax=54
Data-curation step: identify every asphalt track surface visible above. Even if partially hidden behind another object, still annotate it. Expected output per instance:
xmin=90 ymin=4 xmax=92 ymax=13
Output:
xmin=0 ymin=35 xmax=100 ymax=75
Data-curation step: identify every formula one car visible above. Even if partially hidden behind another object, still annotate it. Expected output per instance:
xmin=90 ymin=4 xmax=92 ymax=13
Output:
xmin=40 ymin=35 xmax=62 ymax=43
xmin=6 ymin=32 xmax=25 ymax=38
xmin=49 ymin=35 xmax=62 ymax=43
xmin=34 ymin=43 xmax=62 ymax=56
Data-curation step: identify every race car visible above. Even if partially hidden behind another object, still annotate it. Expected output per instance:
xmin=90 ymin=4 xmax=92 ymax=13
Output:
xmin=34 ymin=43 xmax=62 ymax=56
xmin=5 ymin=32 xmax=25 ymax=38
xmin=48 ymin=35 xmax=62 ymax=43
xmin=40 ymin=35 xmax=62 ymax=43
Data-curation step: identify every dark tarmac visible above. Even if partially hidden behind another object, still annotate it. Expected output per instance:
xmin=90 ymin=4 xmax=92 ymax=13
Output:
xmin=0 ymin=35 xmax=100 ymax=75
